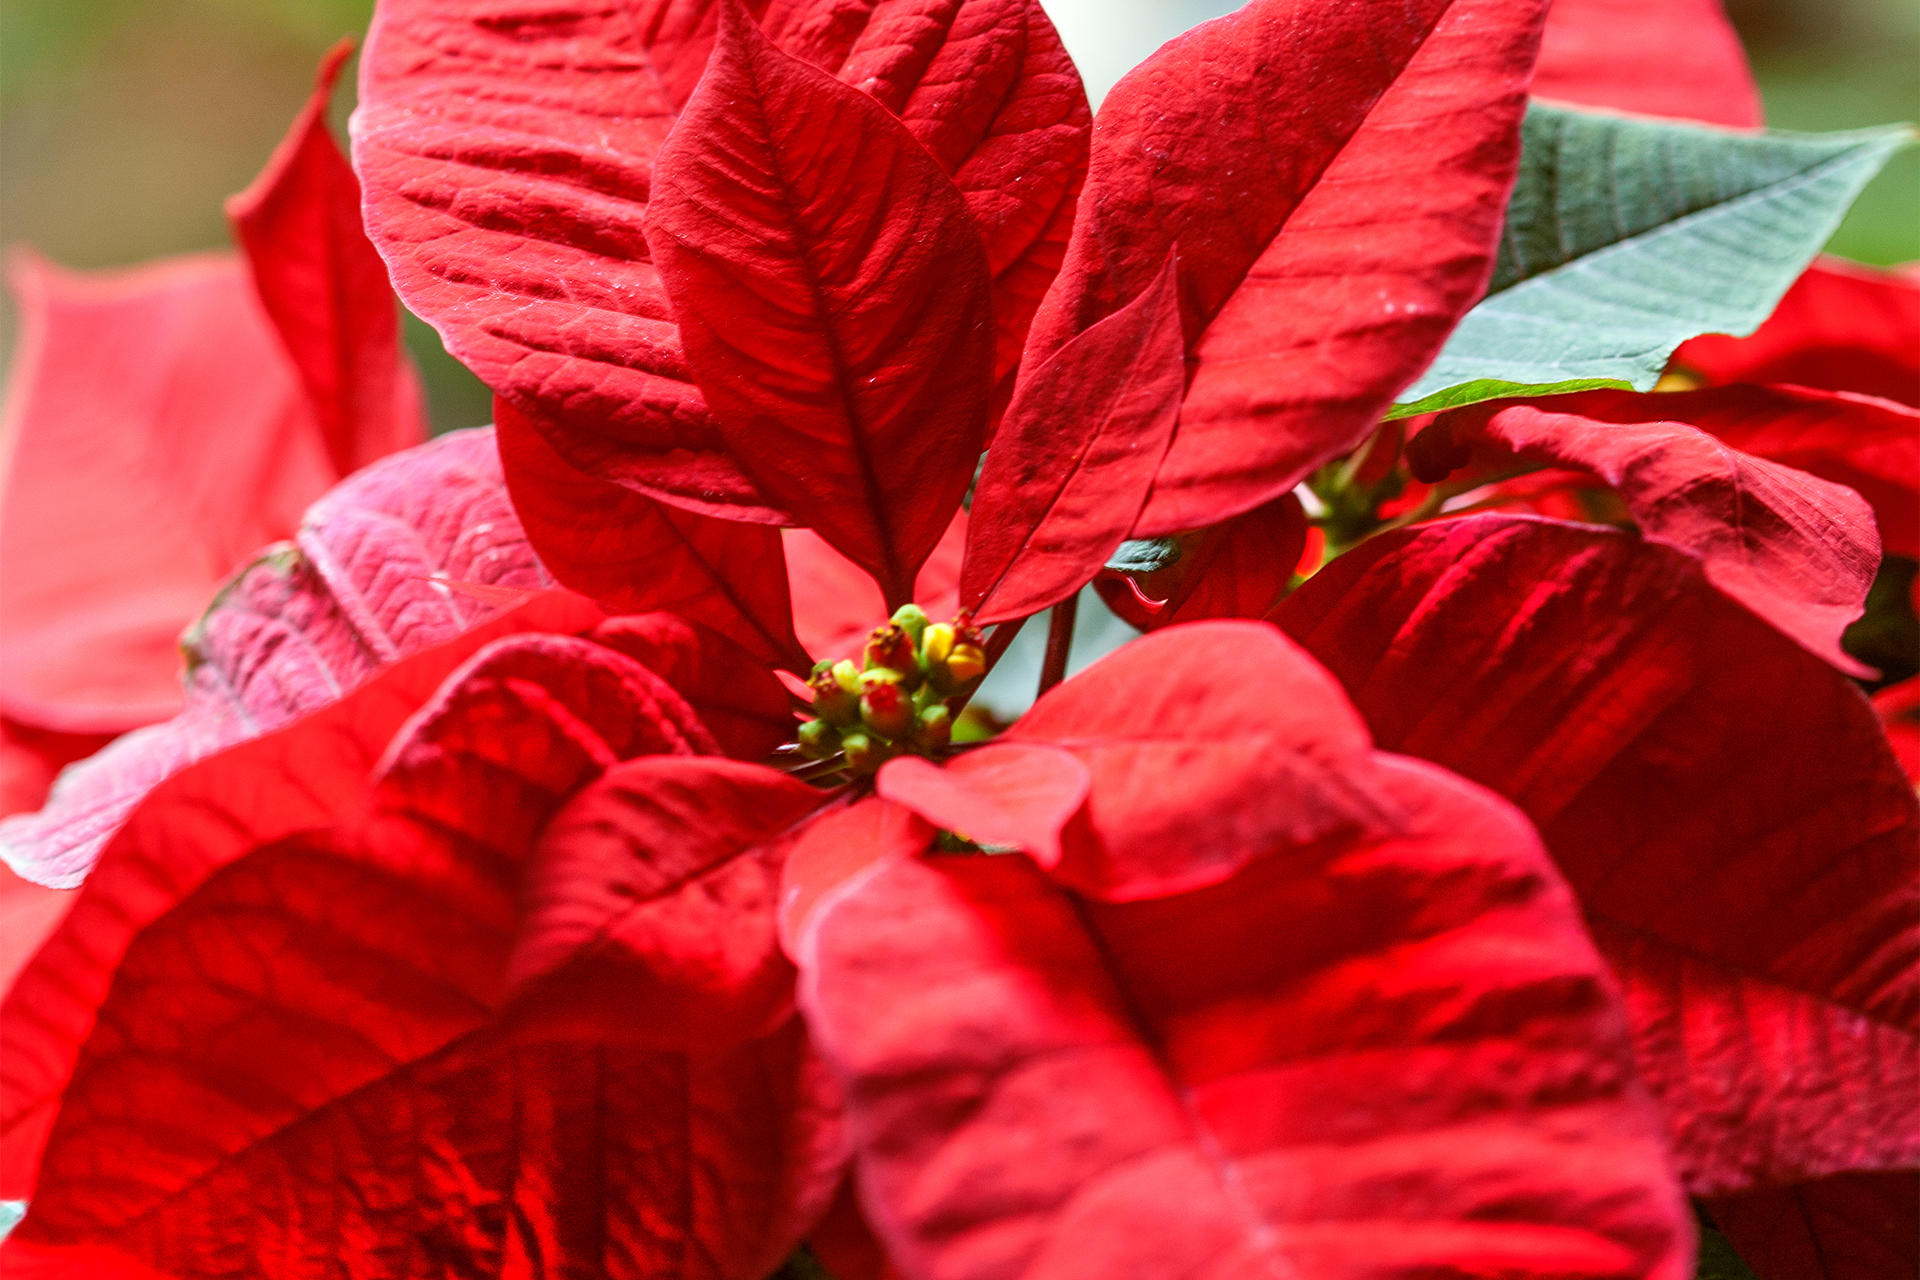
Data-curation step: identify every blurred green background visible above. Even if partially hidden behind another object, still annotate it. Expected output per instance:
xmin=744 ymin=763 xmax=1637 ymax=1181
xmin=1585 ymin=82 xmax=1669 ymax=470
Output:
xmin=1 ymin=0 xmax=1914 ymax=433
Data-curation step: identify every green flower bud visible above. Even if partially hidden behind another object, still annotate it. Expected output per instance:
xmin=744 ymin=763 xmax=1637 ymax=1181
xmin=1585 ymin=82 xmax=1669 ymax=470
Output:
xmin=913 ymin=704 xmax=952 ymax=750
xmin=864 ymin=622 xmax=920 ymax=683
xmin=889 ymin=603 xmax=930 ymax=647
xmin=808 ymin=666 xmax=860 ymax=726
xmin=797 ymin=718 xmax=840 ymax=759
xmin=841 ymin=731 xmax=892 ymax=775
xmin=832 ymin=659 xmax=862 ymax=695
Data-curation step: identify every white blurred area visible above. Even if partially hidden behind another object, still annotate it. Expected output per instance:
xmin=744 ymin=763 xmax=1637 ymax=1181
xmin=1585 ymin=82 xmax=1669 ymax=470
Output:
xmin=1041 ymin=0 xmax=1242 ymax=103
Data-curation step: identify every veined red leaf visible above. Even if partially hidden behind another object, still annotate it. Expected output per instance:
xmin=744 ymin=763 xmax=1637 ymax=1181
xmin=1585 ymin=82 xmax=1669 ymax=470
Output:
xmin=226 ymin=40 xmax=426 ymax=476
xmin=1279 ymin=515 xmax=1920 ymax=1194
xmin=2 ymin=631 xmax=842 ymax=1276
xmin=1095 ymin=493 xmax=1308 ymax=632
xmin=0 ymin=252 xmax=330 ymax=732
xmin=647 ymin=3 xmax=992 ymax=605
xmin=1001 ymin=621 xmax=1391 ymax=901
xmin=1532 ymin=0 xmax=1762 ymax=128
xmin=795 ymin=758 xmax=1689 ymax=1278
xmin=498 ymin=399 xmax=805 ymax=670
xmin=1678 ymin=257 xmax=1920 ymax=407
xmin=1416 ymin=396 xmax=1882 ymax=672
xmin=786 ymin=513 xmax=966 ymax=665
xmin=963 ymin=256 xmax=1185 ymax=624
xmin=1024 ymin=0 xmax=1546 ymax=537
xmin=875 ymin=743 xmax=1089 ymax=866
xmin=1707 ymin=1171 xmax=1919 ymax=1280
xmin=513 ymin=756 xmax=825 ymax=1047
xmin=0 ymin=430 xmax=557 ymax=888
xmin=591 ymin=613 xmax=796 ymax=760
xmin=1489 ymin=384 xmax=1920 ymax=559
xmin=353 ymin=0 xmax=1085 ymax=515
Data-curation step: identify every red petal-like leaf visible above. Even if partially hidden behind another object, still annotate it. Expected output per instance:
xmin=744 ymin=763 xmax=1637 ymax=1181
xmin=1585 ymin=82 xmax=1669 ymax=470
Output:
xmin=1095 ymin=493 xmax=1308 ymax=632
xmin=227 ymin=40 xmax=426 ymax=476
xmin=0 ymin=252 xmax=330 ymax=732
xmin=1418 ymin=396 xmax=1882 ymax=672
xmin=647 ymin=3 xmax=992 ymax=605
xmin=787 ymin=512 xmax=967 ymax=664
xmin=514 ymin=755 xmax=825 ymax=1047
xmin=1001 ymin=621 xmax=1390 ymax=900
xmin=795 ymin=758 xmax=1689 ymax=1278
xmin=1024 ymin=0 xmax=1546 ymax=536
xmin=3 ymin=630 xmax=842 ymax=1276
xmin=0 ymin=429 xmax=557 ymax=888
xmin=1508 ymin=385 xmax=1920 ymax=560
xmin=778 ymin=797 xmax=928 ymax=951
xmin=1707 ymin=1171 xmax=1919 ymax=1280
xmin=963 ymin=256 xmax=1185 ymax=624
xmin=876 ymin=743 xmax=1089 ymax=866
xmin=498 ymin=398 xmax=805 ymax=669
xmin=592 ymin=613 xmax=796 ymax=760
xmin=1532 ymin=0 xmax=1762 ymax=128
xmin=1678 ymin=258 xmax=1920 ymax=407
xmin=354 ymin=0 xmax=1085 ymax=514
xmin=1875 ymin=679 xmax=1919 ymax=783
xmin=1280 ymin=515 xmax=1920 ymax=1193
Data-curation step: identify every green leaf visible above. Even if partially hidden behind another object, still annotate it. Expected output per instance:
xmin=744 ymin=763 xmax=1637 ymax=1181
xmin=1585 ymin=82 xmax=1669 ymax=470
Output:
xmin=1105 ymin=536 xmax=1184 ymax=575
xmin=1393 ymin=104 xmax=1914 ymax=416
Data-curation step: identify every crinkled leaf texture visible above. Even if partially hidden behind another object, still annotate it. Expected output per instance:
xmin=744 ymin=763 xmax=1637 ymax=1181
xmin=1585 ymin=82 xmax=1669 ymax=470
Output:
xmin=1396 ymin=107 xmax=1912 ymax=414
xmin=0 ymin=429 xmax=550 ymax=888
xmin=1415 ymin=397 xmax=1882 ymax=672
xmin=1678 ymin=256 xmax=1920 ymax=408
xmin=1024 ymin=0 xmax=1547 ymax=536
xmin=1532 ymin=0 xmax=1762 ymax=128
xmin=1 ymin=623 xmax=843 ymax=1277
xmin=795 ymin=625 xmax=1689 ymax=1278
xmin=646 ymin=3 xmax=991 ymax=604
xmin=1280 ymin=515 xmax=1920 ymax=1195
xmin=353 ymin=0 xmax=1086 ymax=516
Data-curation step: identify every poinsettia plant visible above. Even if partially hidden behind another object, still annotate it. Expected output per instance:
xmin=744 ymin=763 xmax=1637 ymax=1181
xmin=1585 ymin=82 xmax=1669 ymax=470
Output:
xmin=0 ymin=0 xmax=1915 ymax=1276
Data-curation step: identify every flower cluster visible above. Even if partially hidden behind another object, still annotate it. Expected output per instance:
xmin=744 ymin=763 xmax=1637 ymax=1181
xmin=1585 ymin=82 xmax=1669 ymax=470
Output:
xmin=0 ymin=1 xmax=1914 ymax=1278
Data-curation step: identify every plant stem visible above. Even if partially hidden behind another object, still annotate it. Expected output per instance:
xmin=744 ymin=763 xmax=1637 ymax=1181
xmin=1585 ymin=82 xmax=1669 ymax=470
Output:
xmin=1036 ymin=595 xmax=1078 ymax=698
xmin=981 ymin=613 xmax=1028 ymax=675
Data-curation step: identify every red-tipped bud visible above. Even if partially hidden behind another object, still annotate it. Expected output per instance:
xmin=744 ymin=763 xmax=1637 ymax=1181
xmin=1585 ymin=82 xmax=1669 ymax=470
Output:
xmin=859 ymin=672 xmax=913 ymax=740
xmin=864 ymin=622 xmax=921 ymax=683
xmin=808 ymin=665 xmax=860 ymax=726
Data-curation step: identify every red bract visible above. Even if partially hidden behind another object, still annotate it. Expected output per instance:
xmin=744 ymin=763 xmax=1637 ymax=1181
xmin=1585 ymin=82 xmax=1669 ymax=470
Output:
xmin=647 ymin=3 xmax=992 ymax=605
xmin=1025 ymin=0 xmax=1546 ymax=536
xmin=1095 ymin=493 xmax=1309 ymax=632
xmin=1279 ymin=516 xmax=1920 ymax=1196
xmin=354 ymin=0 xmax=1087 ymax=518
xmin=1414 ymin=397 xmax=1883 ymax=672
xmin=1531 ymin=0 xmax=1763 ymax=128
xmin=793 ymin=624 xmax=1689 ymax=1277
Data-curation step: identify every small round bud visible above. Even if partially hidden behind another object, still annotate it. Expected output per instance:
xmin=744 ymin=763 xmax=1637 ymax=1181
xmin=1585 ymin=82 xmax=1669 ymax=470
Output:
xmin=919 ymin=622 xmax=955 ymax=671
xmin=913 ymin=704 xmax=952 ymax=750
xmin=808 ymin=667 xmax=859 ymax=726
xmin=797 ymin=718 xmax=840 ymax=759
xmin=841 ymin=731 xmax=893 ymax=776
xmin=943 ymin=642 xmax=986 ymax=685
xmin=859 ymin=675 xmax=913 ymax=740
xmin=832 ymin=659 xmax=862 ymax=696
xmin=889 ymin=603 xmax=930 ymax=647
xmin=863 ymin=622 xmax=920 ymax=683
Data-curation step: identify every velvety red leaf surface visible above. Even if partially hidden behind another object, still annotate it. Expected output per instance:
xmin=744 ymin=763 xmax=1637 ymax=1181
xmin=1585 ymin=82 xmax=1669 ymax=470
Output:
xmin=513 ymin=755 xmax=824 ymax=1047
xmin=226 ymin=39 xmax=426 ymax=477
xmin=0 ymin=429 xmax=555 ymax=889
xmin=1678 ymin=258 xmax=1920 ymax=407
xmin=963 ymin=257 xmax=1185 ymax=624
xmin=1504 ymin=385 xmax=1919 ymax=560
xmin=777 ymin=797 xmax=929 ymax=953
xmin=1418 ymin=397 xmax=1883 ymax=672
xmin=647 ymin=4 xmax=991 ymax=605
xmin=1096 ymin=493 xmax=1308 ymax=632
xmin=353 ymin=0 xmax=1085 ymax=516
xmin=1531 ymin=0 xmax=1762 ymax=127
xmin=498 ymin=399 xmax=805 ymax=670
xmin=1000 ymin=622 xmax=1391 ymax=901
xmin=2 ymin=629 xmax=842 ymax=1277
xmin=591 ymin=613 xmax=796 ymax=760
xmin=0 ymin=252 xmax=331 ymax=732
xmin=1280 ymin=515 xmax=1920 ymax=1194
xmin=876 ymin=743 xmax=1090 ymax=867
xmin=1707 ymin=1171 xmax=1919 ymax=1280
xmin=786 ymin=514 xmax=966 ymax=665
xmin=796 ymin=755 xmax=1689 ymax=1278
xmin=1024 ymin=0 xmax=1546 ymax=537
